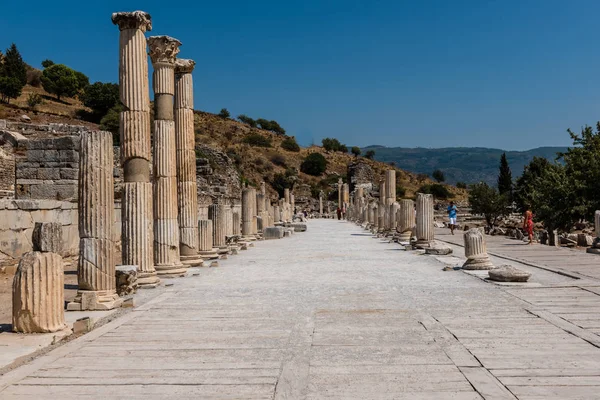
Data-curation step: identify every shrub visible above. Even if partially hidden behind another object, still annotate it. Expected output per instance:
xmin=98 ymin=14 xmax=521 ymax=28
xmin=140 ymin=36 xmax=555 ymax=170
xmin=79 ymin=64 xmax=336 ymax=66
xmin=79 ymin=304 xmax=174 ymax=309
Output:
xmin=418 ymin=184 xmax=453 ymax=200
xmin=100 ymin=104 xmax=121 ymax=145
xmin=432 ymin=169 xmax=445 ymax=183
xmin=218 ymin=108 xmax=230 ymax=118
xmin=0 ymin=77 xmax=22 ymax=103
xmin=26 ymin=69 xmax=42 ymax=87
xmin=243 ymin=133 xmax=272 ymax=147
xmin=257 ymin=118 xmax=286 ymax=135
xmin=364 ymin=149 xmax=375 ymax=159
xmin=351 ymin=146 xmax=361 ymax=157
xmin=238 ymin=114 xmax=257 ymax=127
xmin=26 ymin=93 xmax=43 ymax=110
xmin=456 ymin=181 xmax=467 ymax=189
xmin=396 ymin=185 xmax=406 ymax=198
xmin=41 ymin=59 xmax=55 ymax=68
xmin=281 ymin=136 xmax=300 ymax=152
xmin=270 ymin=154 xmax=287 ymax=167
xmin=322 ymin=137 xmax=347 ymax=152
xmin=80 ymin=82 xmax=119 ymax=119
xmin=300 ymin=153 xmax=327 ymax=176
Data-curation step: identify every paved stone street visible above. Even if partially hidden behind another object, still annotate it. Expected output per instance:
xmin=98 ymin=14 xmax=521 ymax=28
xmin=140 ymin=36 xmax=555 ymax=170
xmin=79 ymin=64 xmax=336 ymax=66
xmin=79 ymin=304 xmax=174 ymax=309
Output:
xmin=2 ymin=220 xmax=600 ymax=399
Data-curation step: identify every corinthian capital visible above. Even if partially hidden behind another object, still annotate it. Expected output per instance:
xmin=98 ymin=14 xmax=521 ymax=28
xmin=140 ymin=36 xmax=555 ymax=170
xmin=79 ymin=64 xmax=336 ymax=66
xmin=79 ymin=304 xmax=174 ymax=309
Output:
xmin=148 ymin=36 xmax=182 ymax=65
xmin=111 ymin=11 xmax=152 ymax=32
xmin=174 ymin=58 xmax=196 ymax=75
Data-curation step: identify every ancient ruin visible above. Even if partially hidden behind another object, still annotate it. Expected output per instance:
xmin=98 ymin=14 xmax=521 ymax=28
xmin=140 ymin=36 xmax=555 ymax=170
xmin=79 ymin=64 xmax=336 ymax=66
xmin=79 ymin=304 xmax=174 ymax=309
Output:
xmin=462 ymin=228 xmax=495 ymax=270
xmin=414 ymin=193 xmax=434 ymax=248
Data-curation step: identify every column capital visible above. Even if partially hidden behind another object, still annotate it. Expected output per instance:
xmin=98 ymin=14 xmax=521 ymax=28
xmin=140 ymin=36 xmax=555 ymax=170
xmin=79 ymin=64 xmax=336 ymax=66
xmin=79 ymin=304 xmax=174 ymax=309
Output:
xmin=148 ymin=36 xmax=182 ymax=65
xmin=112 ymin=11 xmax=152 ymax=32
xmin=175 ymin=58 xmax=196 ymax=75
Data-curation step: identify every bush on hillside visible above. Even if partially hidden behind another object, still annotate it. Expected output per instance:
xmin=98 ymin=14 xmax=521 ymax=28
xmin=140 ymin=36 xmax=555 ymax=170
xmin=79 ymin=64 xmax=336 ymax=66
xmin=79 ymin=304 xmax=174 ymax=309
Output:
xmin=300 ymin=153 xmax=327 ymax=176
xmin=257 ymin=118 xmax=286 ymax=135
xmin=270 ymin=154 xmax=287 ymax=167
xmin=218 ymin=108 xmax=230 ymax=118
xmin=281 ymin=136 xmax=300 ymax=152
xmin=418 ymin=183 xmax=453 ymax=200
xmin=26 ymin=93 xmax=43 ymax=111
xmin=396 ymin=185 xmax=406 ymax=198
xmin=238 ymin=114 xmax=257 ymax=128
xmin=351 ymin=146 xmax=361 ymax=157
xmin=322 ymin=137 xmax=347 ymax=153
xmin=0 ymin=77 xmax=22 ymax=103
xmin=364 ymin=149 xmax=376 ymax=159
xmin=80 ymin=82 xmax=119 ymax=120
xmin=100 ymin=104 xmax=121 ymax=145
xmin=456 ymin=181 xmax=467 ymax=189
xmin=242 ymin=133 xmax=272 ymax=147
xmin=26 ymin=69 xmax=42 ymax=87
xmin=41 ymin=64 xmax=85 ymax=100
xmin=271 ymin=168 xmax=297 ymax=197
xmin=432 ymin=169 xmax=445 ymax=183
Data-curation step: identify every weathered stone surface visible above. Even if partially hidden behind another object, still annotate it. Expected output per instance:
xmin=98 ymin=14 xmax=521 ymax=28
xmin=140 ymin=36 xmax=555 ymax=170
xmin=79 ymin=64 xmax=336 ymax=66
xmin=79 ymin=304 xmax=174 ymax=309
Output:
xmin=32 ymin=222 xmax=62 ymax=253
xmin=291 ymin=223 xmax=307 ymax=232
xmin=115 ymin=265 xmax=138 ymax=296
xmin=414 ymin=193 xmax=434 ymax=248
xmin=488 ymin=265 xmax=531 ymax=282
xmin=12 ymin=251 xmax=66 ymax=333
xmin=425 ymin=242 xmax=453 ymax=255
xmin=462 ymin=228 xmax=494 ymax=270
xmin=264 ymin=226 xmax=284 ymax=240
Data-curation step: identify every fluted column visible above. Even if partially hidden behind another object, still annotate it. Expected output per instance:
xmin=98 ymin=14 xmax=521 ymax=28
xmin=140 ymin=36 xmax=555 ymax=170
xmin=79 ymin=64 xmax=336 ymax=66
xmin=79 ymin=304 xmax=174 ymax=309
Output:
xmin=337 ymin=178 xmax=343 ymax=209
xmin=148 ymin=35 xmax=186 ymax=276
xmin=462 ymin=228 xmax=494 ymax=270
xmin=398 ymin=199 xmax=415 ymax=242
xmin=415 ymin=193 xmax=434 ymax=248
xmin=274 ymin=205 xmax=281 ymax=222
xmin=198 ymin=220 xmax=218 ymax=259
xmin=378 ymin=181 xmax=386 ymax=231
xmin=209 ymin=204 xmax=228 ymax=251
xmin=319 ymin=191 xmax=324 ymax=216
xmin=385 ymin=170 xmax=396 ymax=229
xmin=389 ymin=202 xmax=399 ymax=232
xmin=112 ymin=11 xmax=158 ymax=287
xmin=241 ymin=187 xmax=254 ymax=239
xmin=69 ymin=131 xmax=122 ymax=311
xmin=174 ymin=58 xmax=201 ymax=266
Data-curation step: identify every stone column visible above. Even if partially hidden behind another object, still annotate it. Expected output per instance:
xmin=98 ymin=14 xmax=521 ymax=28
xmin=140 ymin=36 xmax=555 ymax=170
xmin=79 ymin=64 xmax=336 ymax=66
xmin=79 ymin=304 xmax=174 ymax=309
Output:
xmin=241 ymin=187 xmax=253 ymax=239
xmin=274 ymin=205 xmax=281 ymax=223
xmin=415 ymin=193 xmax=434 ymax=248
xmin=148 ymin=35 xmax=186 ymax=276
xmin=198 ymin=220 xmax=218 ymax=259
xmin=319 ymin=191 xmax=324 ymax=216
xmin=233 ymin=211 xmax=241 ymax=235
xmin=68 ymin=131 xmax=122 ymax=311
xmin=462 ymin=228 xmax=494 ymax=270
xmin=587 ymin=210 xmax=600 ymax=254
xmin=389 ymin=202 xmax=399 ymax=232
xmin=385 ymin=170 xmax=396 ymax=229
xmin=209 ymin=204 xmax=228 ymax=252
xmin=257 ymin=192 xmax=265 ymax=232
xmin=337 ymin=178 xmax=343 ymax=208
xmin=251 ymin=188 xmax=259 ymax=235
xmin=112 ymin=11 xmax=158 ymax=287
xmin=174 ymin=58 xmax=201 ymax=266
xmin=378 ymin=181 xmax=386 ymax=231
xmin=398 ymin=199 xmax=415 ymax=242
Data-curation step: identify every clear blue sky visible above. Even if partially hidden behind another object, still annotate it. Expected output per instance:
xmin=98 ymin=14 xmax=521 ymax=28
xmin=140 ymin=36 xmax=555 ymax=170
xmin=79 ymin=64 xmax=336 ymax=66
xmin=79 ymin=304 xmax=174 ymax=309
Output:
xmin=2 ymin=0 xmax=599 ymax=150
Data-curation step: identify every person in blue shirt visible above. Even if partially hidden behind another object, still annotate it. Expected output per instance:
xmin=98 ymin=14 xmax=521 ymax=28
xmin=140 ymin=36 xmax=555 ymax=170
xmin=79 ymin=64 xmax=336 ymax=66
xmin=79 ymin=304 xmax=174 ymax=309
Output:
xmin=447 ymin=201 xmax=458 ymax=235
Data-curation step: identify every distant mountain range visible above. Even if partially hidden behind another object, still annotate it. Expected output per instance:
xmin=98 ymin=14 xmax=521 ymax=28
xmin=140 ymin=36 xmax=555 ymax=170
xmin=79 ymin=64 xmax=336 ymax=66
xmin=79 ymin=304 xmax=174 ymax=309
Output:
xmin=361 ymin=146 xmax=567 ymax=186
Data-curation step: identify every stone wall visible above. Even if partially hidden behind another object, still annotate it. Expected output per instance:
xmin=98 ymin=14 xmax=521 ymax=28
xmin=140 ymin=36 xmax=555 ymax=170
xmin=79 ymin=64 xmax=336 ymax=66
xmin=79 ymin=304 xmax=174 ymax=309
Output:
xmin=15 ymin=136 xmax=79 ymax=201
xmin=348 ymin=160 xmax=375 ymax=194
xmin=0 ymin=148 xmax=15 ymax=193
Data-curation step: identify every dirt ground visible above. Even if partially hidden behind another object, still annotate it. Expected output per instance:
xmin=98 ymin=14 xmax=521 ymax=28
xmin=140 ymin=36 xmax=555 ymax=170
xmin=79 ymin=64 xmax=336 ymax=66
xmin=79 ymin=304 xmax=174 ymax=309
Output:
xmin=0 ymin=257 xmax=78 ymax=332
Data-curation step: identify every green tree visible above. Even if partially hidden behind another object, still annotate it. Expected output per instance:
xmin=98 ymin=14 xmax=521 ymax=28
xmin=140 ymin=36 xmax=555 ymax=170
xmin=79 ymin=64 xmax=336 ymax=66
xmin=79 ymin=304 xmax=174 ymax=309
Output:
xmin=40 ymin=64 xmax=80 ymax=100
xmin=74 ymin=71 xmax=89 ymax=91
xmin=256 ymin=118 xmax=271 ymax=130
xmin=468 ymin=182 xmax=509 ymax=228
xmin=432 ymin=169 xmax=445 ymax=183
xmin=281 ymin=136 xmax=300 ymax=152
xmin=418 ymin=183 xmax=453 ymax=200
xmin=2 ymin=44 xmax=27 ymax=87
xmin=100 ymin=104 xmax=122 ymax=145
xmin=0 ymin=77 xmax=22 ymax=103
xmin=80 ymin=82 xmax=120 ymax=119
xmin=242 ymin=133 xmax=272 ymax=147
xmin=365 ymin=150 xmax=376 ymax=159
xmin=321 ymin=137 xmax=347 ymax=152
xmin=268 ymin=120 xmax=285 ymax=135
xmin=300 ymin=153 xmax=328 ymax=176
xmin=41 ymin=59 xmax=55 ymax=68
xmin=271 ymin=168 xmax=297 ymax=197
xmin=218 ymin=108 xmax=230 ymax=118
xmin=497 ymin=152 xmax=513 ymax=200
xmin=351 ymin=146 xmax=361 ymax=157
xmin=26 ymin=93 xmax=43 ymax=110
xmin=456 ymin=182 xmax=467 ymax=189
xmin=237 ymin=114 xmax=257 ymax=128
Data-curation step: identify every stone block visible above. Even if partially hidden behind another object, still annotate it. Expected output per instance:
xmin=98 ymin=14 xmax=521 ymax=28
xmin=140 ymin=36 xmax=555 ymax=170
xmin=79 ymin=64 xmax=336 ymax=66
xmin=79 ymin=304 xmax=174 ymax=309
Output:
xmin=122 ymin=297 xmax=136 ymax=308
xmin=73 ymin=317 xmax=92 ymax=335
xmin=12 ymin=251 xmax=66 ymax=333
xmin=29 ymin=184 xmax=77 ymax=201
xmin=37 ymin=168 xmax=61 ymax=180
xmin=116 ymin=265 xmax=138 ymax=296
xmin=291 ymin=223 xmax=307 ymax=232
xmin=263 ymin=226 xmax=284 ymax=240
xmin=59 ymin=150 xmax=79 ymax=162
xmin=488 ymin=265 xmax=531 ymax=282
xmin=16 ymin=168 xmax=38 ymax=179
xmin=59 ymin=169 xmax=78 ymax=180
xmin=32 ymin=222 xmax=63 ymax=253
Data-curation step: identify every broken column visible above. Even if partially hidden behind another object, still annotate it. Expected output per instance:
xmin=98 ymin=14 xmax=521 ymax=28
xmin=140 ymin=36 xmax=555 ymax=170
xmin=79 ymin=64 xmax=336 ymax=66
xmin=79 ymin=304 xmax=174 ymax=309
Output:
xmin=462 ymin=228 xmax=495 ymax=270
xmin=398 ymin=199 xmax=415 ymax=242
xmin=174 ymin=58 xmax=202 ymax=267
xmin=414 ymin=193 xmax=434 ymax=248
xmin=13 ymin=223 xmax=66 ymax=333
xmin=68 ymin=131 xmax=122 ymax=311
xmin=148 ymin=35 xmax=186 ymax=276
xmin=587 ymin=210 xmax=600 ymax=254
xmin=198 ymin=220 xmax=218 ymax=259
xmin=112 ymin=11 xmax=158 ymax=287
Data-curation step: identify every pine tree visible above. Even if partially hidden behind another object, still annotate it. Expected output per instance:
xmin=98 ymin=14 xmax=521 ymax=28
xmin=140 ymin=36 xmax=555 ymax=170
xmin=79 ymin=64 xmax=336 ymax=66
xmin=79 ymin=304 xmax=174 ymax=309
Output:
xmin=497 ymin=152 xmax=513 ymax=200
xmin=2 ymin=44 xmax=27 ymax=86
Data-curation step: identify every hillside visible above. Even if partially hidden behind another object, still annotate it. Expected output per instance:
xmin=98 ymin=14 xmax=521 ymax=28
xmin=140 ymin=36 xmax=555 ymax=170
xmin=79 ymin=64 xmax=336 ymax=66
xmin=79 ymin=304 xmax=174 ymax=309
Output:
xmin=1 ymin=83 xmax=466 ymax=204
xmin=362 ymin=146 xmax=567 ymax=186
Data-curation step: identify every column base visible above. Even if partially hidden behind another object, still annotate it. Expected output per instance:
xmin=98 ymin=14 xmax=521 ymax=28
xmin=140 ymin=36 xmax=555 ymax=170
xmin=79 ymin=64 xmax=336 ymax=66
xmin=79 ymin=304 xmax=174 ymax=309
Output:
xmin=138 ymin=271 xmax=160 ymax=288
xmin=67 ymin=290 xmax=123 ymax=311
xmin=199 ymin=249 xmax=219 ymax=260
xmin=180 ymin=254 xmax=204 ymax=267
xmin=398 ymin=231 xmax=412 ymax=242
xmin=462 ymin=255 xmax=495 ymax=270
xmin=155 ymin=263 xmax=188 ymax=277
xmin=413 ymin=240 xmax=433 ymax=249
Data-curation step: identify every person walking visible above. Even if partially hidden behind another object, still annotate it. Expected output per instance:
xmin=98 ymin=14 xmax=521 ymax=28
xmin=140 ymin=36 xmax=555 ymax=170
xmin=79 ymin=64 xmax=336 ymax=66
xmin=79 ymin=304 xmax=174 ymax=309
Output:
xmin=447 ymin=201 xmax=458 ymax=235
xmin=336 ymin=207 xmax=342 ymax=220
xmin=523 ymin=208 xmax=534 ymax=245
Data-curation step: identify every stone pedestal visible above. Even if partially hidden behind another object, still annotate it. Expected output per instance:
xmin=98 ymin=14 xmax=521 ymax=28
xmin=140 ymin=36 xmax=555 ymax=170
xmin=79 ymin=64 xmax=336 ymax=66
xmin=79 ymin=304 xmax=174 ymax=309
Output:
xmin=69 ymin=131 xmax=122 ymax=311
xmin=462 ymin=228 xmax=494 ymax=270
xmin=174 ymin=58 xmax=202 ymax=267
xmin=13 ymin=252 xmax=66 ymax=333
xmin=198 ymin=220 xmax=219 ymax=260
xmin=112 ymin=11 xmax=158 ymax=288
xmin=587 ymin=210 xmax=600 ymax=254
xmin=398 ymin=199 xmax=415 ymax=242
xmin=414 ymin=193 xmax=434 ymax=248
xmin=149 ymin=35 xmax=186 ymax=276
